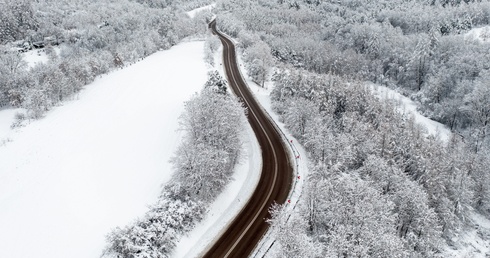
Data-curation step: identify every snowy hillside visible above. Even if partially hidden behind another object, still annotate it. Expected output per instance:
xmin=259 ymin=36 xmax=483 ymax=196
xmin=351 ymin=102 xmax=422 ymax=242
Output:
xmin=0 ymin=41 xmax=207 ymax=258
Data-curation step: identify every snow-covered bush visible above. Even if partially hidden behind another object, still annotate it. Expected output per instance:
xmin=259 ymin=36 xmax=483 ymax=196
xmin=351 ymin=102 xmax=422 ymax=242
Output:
xmin=10 ymin=112 xmax=26 ymax=129
xmin=203 ymin=70 xmax=227 ymax=94
xmin=267 ymin=203 xmax=321 ymax=257
xmin=104 ymin=194 xmax=205 ymax=258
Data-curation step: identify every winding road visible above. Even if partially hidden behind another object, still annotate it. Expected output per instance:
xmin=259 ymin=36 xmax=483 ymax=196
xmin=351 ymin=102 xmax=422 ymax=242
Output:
xmin=203 ymin=20 xmax=293 ymax=257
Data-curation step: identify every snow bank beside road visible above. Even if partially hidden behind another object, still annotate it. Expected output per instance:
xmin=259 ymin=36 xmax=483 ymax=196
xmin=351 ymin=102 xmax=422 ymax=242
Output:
xmin=0 ymin=41 xmax=207 ymax=258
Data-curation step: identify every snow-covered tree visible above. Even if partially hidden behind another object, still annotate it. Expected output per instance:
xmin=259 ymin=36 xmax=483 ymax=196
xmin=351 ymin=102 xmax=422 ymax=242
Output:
xmin=306 ymin=173 xmax=407 ymax=257
xmin=244 ymin=41 xmax=274 ymax=87
xmin=171 ymin=74 xmax=245 ymax=202
xmin=360 ymin=156 xmax=443 ymax=255
xmin=0 ymin=49 xmax=27 ymax=106
xmin=267 ymin=203 xmax=321 ymax=257
xmin=204 ymin=70 xmax=227 ymax=95
xmin=104 ymin=194 xmax=205 ymax=258
xmin=204 ymin=36 xmax=221 ymax=67
xmin=462 ymin=73 xmax=490 ymax=153
xmin=0 ymin=0 xmax=37 ymax=43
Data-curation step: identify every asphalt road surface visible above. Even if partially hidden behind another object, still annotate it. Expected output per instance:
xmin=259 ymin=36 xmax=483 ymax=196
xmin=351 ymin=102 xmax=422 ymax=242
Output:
xmin=203 ymin=20 xmax=293 ymax=258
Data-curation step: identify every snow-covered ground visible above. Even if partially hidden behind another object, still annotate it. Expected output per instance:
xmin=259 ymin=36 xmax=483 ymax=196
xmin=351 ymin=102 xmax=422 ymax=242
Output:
xmin=186 ymin=3 xmax=216 ymax=18
xmin=447 ymin=212 xmax=490 ymax=258
xmin=23 ymin=49 xmax=49 ymax=68
xmin=369 ymin=84 xmax=452 ymax=143
xmin=21 ymin=46 xmax=61 ymax=69
xmin=0 ymin=41 xmax=207 ymax=258
xmin=465 ymin=26 xmax=490 ymax=43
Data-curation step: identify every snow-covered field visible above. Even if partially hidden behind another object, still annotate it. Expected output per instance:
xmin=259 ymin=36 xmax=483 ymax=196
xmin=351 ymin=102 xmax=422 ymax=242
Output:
xmin=0 ymin=41 xmax=207 ymax=258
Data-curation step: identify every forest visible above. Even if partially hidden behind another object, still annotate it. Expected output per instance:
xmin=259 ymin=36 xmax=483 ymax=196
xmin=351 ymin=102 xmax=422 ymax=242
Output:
xmin=218 ymin=0 xmax=490 ymax=153
xmin=215 ymin=0 xmax=490 ymax=256
xmin=0 ymin=0 xmax=213 ymax=119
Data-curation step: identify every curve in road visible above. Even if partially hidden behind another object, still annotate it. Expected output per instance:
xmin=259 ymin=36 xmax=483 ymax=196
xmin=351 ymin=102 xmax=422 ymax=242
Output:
xmin=203 ymin=20 xmax=293 ymax=257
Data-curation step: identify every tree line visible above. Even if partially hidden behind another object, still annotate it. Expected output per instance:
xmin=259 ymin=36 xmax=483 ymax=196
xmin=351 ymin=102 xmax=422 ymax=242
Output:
xmin=216 ymin=0 xmax=490 ymax=153
xmin=103 ymin=71 xmax=247 ymax=257
xmin=267 ymin=69 xmax=489 ymax=256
